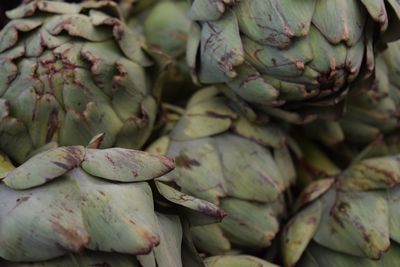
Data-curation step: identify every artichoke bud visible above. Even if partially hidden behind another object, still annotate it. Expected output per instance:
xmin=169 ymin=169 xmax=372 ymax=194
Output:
xmin=187 ymin=0 xmax=400 ymax=123
xmin=283 ymin=154 xmax=400 ymax=267
xmin=300 ymin=40 xmax=400 ymax=162
xmin=0 ymin=0 xmax=164 ymax=164
xmin=0 ymin=142 xmax=223 ymax=265
xmin=148 ymin=86 xmax=297 ymax=254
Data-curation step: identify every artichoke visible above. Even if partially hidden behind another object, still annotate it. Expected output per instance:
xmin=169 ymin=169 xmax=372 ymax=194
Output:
xmin=187 ymin=0 xmax=400 ymax=123
xmin=0 ymin=135 xmax=223 ymax=265
xmin=304 ymin=40 xmax=400 ymax=146
xmin=0 ymin=0 xmax=160 ymax=163
xmin=283 ymin=154 xmax=400 ymax=266
xmin=148 ymin=87 xmax=297 ymax=255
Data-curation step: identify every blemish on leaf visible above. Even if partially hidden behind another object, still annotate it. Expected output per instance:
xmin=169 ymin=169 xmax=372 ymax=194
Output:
xmin=175 ymin=154 xmax=200 ymax=169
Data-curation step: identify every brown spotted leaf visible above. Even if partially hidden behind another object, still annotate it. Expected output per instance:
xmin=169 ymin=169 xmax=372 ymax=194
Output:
xmin=4 ymin=146 xmax=85 ymax=189
xmin=155 ymin=180 xmax=225 ymax=226
xmin=0 ymin=177 xmax=89 ymax=261
xmin=81 ymin=148 xmax=174 ymax=182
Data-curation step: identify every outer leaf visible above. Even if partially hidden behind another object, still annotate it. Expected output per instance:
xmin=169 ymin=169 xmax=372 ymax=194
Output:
xmin=191 ymin=224 xmax=231 ymax=255
xmin=314 ymin=190 xmax=390 ymax=259
xmin=4 ymin=146 xmax=84 ymax=189
xmin=155 ymin=181 xmax=225 ymax=225
xmin=282 ymin=201 xmax=322 ymax=267
xmin=73 ymin=169 xmax=160 ymax=255
xmin=205 ymin=255 xmax=278 ymax=267
xmin=167 ymin=138 xmax=228 ymax=204
xmin=235 ymin=0 xmax=315 ymax=47
xmin=81 ymin=148 xmax=174 ymax=182
xmin=219 ymin=198 xmax=283 ymax=248
xmin=0 ymin=252 xmax=140 ymax=267
xmin=138 ymin=213 xmax=183 ymax=267
xmin=338 ymin=156 xmax=400 ymax=191
xmin=0 ymin=178 xmax=88 ymax=261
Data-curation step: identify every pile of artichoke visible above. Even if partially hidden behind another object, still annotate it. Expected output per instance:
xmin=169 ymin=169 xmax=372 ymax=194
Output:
xmin=1 ymin=0 xmax=400 ymax=266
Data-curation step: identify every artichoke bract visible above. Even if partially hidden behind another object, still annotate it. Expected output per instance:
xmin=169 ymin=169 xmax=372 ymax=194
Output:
xmin=0 ymin=0 xmax=159 ymax=163
xmin=283 ymin=154 xmax=400 ymax=267
xmin=304 ymin=40 xmax=400 ymax=146
xmin=0 ymin=253 xmax=280 ymax=267
xmin=148 ymin=87 xmax=297 ymax=254
xmin=204 ymin=255 xmax=278 ymax=267
xmin=187 ymin=0 xmax=400 ymax=123
xmin=0 ymin=137 xmax=223 ymax=265
xmin=0 ymin=252 xmax=141 ymax=267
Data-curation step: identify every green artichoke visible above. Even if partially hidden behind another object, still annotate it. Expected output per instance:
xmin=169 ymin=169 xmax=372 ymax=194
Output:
xmin=0 ymin=136 xmax=223 ymax=265
xmin=0 ymin=0 xmax=159 ymax=163
xmin=148 ymin=87 xmax=297 ymax=255
xmin=187 ymin=0 xmax=400 ymax=123
xmin=304 ymin=40 xmax=400 ymax=146
xmin=283 ymin=154 xmax=400 ymax=266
